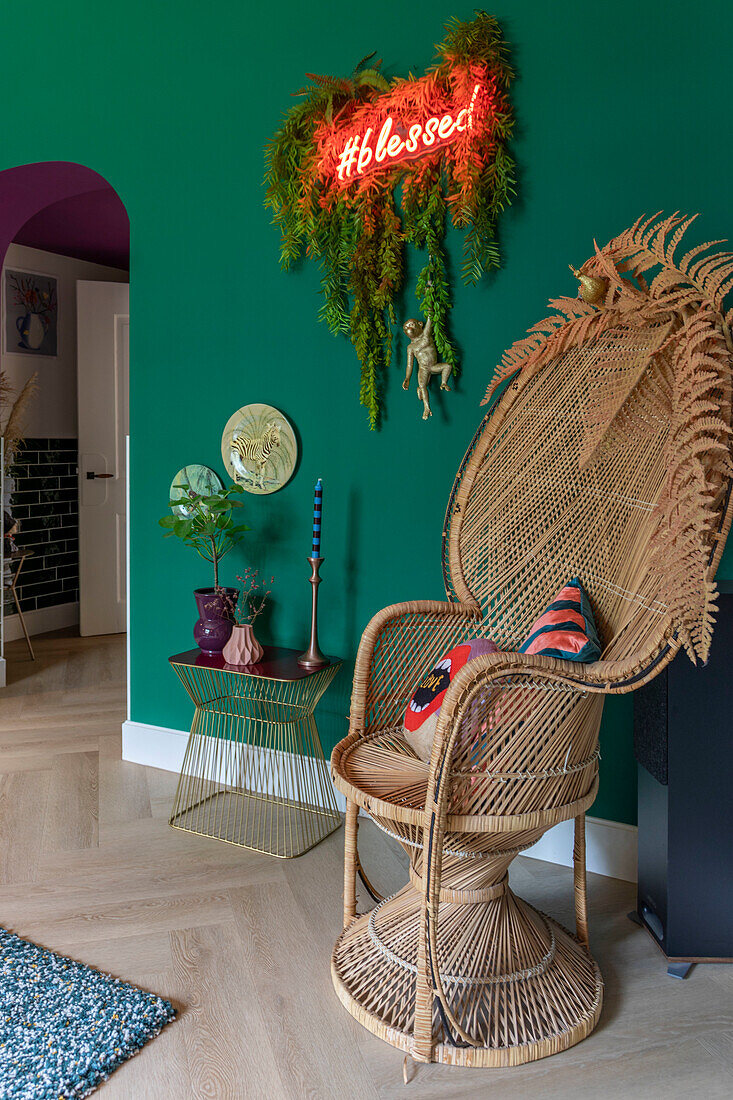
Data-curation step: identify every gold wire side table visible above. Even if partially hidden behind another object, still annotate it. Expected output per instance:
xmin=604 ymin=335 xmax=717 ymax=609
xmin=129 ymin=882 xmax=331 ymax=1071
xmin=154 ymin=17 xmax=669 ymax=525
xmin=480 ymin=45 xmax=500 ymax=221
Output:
xmin=168 ymin=647 xmax=342 ymax=858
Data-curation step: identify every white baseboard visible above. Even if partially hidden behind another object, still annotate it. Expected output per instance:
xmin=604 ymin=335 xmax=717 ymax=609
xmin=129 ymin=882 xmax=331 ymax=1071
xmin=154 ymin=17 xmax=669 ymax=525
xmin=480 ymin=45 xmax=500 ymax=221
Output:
xmin=524 ymin=815 xmax=637 ymax=883
xmin=0 ymin=657 xmax=5 ymax=688
xmin=122 ymin=719 xmax=349 ymax=812
xmin=3 ymin=600 xmax=79 ymax=642
xmin=122 ymin=719 xmax=637 ymax=881
xmin=122 ymin=719 xmax=190 ymax=774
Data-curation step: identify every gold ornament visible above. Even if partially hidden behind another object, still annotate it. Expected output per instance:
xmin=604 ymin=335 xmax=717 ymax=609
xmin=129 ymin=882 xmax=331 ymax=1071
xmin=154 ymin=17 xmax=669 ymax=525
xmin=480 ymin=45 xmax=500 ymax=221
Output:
xmin=569 ymin=265 xmax=608 ymax=305
xmin=402 ymin=316 xmax=452 ymax=421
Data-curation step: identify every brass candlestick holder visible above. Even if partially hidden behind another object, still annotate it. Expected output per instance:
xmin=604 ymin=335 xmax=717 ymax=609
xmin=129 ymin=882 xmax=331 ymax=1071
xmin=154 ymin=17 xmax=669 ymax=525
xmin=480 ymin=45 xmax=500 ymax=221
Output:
xmin=298 ymin=556 xmax=329 ymax=668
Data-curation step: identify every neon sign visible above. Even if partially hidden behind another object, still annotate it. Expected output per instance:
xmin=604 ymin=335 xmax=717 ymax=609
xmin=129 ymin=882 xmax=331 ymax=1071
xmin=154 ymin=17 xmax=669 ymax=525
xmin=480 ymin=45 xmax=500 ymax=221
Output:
xmin=315 ymin=69 xmax=494 ymax=188
xmin=265 ymin=11 xmax=516 ymax=429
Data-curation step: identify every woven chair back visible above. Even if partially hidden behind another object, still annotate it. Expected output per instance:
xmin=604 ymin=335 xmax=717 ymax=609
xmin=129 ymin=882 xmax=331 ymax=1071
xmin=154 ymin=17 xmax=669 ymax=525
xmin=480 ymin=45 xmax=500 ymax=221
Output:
xmin=445 ymin=323 xmax=729 ymax=666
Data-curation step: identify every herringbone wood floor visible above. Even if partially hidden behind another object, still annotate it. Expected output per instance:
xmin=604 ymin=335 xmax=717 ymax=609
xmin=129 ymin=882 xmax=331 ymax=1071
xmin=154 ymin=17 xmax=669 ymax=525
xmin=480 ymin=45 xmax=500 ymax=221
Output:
xmin=1 ymin=629 xmax=731 ymax=1099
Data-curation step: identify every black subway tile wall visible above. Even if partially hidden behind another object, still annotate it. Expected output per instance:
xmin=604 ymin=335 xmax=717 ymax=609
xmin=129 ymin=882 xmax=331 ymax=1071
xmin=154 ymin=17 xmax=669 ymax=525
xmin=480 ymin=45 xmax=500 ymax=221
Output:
xmin=5 ymin=439 xmax=79 ymax=616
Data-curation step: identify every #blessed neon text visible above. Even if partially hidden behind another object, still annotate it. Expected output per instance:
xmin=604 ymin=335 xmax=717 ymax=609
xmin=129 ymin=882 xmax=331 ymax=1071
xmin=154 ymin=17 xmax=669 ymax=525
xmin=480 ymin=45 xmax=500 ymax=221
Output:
xmin=334 ymin=83 xmax=481 ymax=183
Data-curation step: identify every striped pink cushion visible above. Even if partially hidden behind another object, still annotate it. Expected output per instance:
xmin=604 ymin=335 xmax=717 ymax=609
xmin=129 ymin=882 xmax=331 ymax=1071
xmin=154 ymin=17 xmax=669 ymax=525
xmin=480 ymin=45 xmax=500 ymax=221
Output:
xmin=519 ymin=578 xmax=601 ymax=662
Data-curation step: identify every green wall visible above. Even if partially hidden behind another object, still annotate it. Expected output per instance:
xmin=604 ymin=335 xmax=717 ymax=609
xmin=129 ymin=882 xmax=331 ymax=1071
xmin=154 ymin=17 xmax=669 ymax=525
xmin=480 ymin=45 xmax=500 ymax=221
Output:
xmin=3 ymin=0 xmax=732 ymax=825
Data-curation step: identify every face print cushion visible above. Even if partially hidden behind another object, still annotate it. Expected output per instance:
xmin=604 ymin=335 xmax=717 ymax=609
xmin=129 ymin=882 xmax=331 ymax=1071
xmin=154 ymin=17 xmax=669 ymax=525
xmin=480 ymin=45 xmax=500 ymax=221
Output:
xmin=403 ymin=638 xmax=499 ymax=761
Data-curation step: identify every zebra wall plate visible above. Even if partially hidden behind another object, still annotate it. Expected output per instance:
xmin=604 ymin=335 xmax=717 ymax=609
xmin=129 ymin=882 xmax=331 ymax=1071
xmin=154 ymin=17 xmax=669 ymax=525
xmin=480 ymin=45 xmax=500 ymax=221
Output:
xmin=221 ymin=403 xmax=297 ymax=495
xmin=170 ymin=464 xmax=224 ymax=516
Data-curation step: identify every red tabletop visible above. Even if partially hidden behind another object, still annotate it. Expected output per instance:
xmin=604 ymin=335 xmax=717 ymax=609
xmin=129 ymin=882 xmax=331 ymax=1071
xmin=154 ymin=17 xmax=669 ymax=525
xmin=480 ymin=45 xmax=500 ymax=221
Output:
xmin=168 ymin=645 xmax=340 ymax=682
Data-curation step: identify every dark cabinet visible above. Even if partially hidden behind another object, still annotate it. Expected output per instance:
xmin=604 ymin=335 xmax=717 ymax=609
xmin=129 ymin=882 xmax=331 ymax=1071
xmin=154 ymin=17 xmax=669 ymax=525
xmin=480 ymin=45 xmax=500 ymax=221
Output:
xmin=633 ymin=591 xmax=733 ymax=970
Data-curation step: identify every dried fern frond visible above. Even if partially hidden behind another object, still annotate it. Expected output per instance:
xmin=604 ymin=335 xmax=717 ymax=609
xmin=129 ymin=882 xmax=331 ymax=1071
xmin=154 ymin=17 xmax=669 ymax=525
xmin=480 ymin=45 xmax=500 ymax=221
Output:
xmin=483 ymin=213 xmax=733 ymax=663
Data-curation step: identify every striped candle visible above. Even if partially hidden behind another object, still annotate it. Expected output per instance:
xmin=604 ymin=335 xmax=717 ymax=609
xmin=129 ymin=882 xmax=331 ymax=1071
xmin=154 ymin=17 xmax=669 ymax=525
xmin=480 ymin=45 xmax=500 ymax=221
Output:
xmin=312 ymin=478 xmax=323 ymax=557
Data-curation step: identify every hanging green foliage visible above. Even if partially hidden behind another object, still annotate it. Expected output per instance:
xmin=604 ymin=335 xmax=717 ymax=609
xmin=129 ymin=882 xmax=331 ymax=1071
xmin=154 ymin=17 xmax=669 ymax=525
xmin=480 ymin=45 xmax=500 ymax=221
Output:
xmin=264 ymin=12 xmax=516 ymax=428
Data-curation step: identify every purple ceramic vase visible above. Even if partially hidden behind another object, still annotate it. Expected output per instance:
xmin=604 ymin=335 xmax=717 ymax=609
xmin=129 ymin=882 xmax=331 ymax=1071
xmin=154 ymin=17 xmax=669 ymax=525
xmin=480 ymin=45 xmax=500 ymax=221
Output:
xmin=193 ymin=587 xmax=237 ymax=655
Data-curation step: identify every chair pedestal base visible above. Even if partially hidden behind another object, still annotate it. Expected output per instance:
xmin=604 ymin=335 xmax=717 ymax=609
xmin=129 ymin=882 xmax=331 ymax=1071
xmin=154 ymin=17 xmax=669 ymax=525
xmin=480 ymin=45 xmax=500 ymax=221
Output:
xmin=331 ymin=881 xmax=603 ymax=1068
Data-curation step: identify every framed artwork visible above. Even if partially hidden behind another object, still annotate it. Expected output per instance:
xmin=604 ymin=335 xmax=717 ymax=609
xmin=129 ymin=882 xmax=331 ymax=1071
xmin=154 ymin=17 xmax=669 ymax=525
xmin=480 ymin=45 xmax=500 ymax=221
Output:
xmin=221 ymin=403 xmax=297 ymax=495
xmin=3 ymin=268 xmax=58 ymax=357
xmin=169 ymin=464 xmax=224 ymax=516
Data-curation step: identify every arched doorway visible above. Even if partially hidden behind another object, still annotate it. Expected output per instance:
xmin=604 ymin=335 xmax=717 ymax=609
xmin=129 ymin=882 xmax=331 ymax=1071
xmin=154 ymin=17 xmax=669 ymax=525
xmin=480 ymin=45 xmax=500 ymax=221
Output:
xmin=0 ymin=162 xmax=129 ymax=685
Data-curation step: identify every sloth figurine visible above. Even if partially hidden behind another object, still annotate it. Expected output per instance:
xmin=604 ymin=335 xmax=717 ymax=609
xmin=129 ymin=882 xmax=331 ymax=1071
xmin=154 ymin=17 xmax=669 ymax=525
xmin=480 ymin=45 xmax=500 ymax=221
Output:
xmin=402 ymin=316 xmax=452 ymax=420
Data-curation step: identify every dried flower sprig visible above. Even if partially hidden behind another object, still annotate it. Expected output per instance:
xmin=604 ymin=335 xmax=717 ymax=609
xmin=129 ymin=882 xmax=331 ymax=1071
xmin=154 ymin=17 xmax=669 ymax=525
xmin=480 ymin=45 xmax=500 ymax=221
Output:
xmin=218 ymin=569 xmax=274 ymax=626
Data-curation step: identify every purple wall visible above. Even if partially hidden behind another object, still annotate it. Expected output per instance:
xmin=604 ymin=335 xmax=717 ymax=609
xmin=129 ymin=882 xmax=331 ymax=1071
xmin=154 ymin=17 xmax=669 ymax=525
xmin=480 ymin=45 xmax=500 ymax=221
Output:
xmin=0 ymin=162 xmax=129 ymax=271
xmin=16 ymin=188 xmax=129 ymax=271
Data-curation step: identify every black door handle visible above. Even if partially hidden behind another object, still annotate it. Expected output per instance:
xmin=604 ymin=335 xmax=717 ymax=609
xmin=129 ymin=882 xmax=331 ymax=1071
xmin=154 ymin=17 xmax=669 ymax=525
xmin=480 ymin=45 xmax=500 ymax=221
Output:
xmin=86 ymin=472 xmax=115 ymax=479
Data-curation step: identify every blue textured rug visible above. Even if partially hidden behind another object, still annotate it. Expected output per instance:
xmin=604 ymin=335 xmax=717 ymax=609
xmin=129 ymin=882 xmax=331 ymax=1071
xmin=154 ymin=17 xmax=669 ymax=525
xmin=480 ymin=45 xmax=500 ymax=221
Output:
xmin=0 ymin=928 xmax=176 ymax=1099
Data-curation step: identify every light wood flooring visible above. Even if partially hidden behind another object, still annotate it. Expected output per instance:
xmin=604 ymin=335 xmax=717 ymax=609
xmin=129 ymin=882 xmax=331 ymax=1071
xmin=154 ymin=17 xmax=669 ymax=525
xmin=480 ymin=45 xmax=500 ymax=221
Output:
xmin=1 ymin=629 xmax=731 ymax=1099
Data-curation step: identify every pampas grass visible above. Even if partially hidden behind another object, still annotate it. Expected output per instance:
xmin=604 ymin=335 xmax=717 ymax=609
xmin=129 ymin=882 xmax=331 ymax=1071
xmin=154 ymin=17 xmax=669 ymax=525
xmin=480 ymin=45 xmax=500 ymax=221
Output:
xmin=1 ymin=371 xmax=38 ymax=464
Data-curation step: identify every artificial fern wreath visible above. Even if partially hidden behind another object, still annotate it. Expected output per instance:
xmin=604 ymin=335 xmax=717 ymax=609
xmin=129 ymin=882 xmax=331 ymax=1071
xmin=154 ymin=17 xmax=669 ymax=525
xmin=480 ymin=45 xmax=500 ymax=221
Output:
xmin=264 ymin=12 xmax=515 ymax=427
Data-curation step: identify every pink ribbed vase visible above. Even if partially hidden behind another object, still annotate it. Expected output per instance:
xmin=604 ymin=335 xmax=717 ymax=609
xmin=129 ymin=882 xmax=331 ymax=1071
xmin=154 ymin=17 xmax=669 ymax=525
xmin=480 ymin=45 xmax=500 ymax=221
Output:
xmin=222 ymin=624 xmax=264 ymax=667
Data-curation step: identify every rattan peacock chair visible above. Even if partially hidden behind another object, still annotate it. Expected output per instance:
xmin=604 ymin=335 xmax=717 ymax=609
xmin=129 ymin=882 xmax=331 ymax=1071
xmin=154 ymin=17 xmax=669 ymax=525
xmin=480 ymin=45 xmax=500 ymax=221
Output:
xmin=330 ymin=214 xmax=733 ymax=1069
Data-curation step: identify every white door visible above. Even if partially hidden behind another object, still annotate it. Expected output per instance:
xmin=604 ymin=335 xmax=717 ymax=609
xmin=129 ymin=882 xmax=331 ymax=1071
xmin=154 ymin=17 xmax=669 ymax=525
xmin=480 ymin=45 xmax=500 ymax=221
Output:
xmin=77 ymin=281 xmax=129 ymax=636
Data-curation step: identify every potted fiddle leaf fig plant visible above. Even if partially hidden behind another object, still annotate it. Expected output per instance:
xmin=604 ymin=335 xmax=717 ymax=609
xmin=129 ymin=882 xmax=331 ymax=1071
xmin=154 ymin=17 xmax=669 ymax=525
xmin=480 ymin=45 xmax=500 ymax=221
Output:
xmin=159 ymin=481 xmax=249 ymax=654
